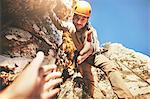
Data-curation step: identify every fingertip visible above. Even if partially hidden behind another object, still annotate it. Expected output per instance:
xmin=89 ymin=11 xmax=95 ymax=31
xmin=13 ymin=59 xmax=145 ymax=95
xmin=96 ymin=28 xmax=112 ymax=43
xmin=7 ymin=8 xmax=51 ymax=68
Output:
xmin=29 ymin=51 xmax=45 ymax=68
xmin=36 ymin=51 xmax=44 ymax=58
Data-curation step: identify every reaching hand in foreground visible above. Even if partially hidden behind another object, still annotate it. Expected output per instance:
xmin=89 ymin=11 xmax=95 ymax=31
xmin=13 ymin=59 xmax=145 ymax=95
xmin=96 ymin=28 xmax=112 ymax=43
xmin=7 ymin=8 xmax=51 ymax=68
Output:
xmin=0 ymin=51 xmax=62 ymax=99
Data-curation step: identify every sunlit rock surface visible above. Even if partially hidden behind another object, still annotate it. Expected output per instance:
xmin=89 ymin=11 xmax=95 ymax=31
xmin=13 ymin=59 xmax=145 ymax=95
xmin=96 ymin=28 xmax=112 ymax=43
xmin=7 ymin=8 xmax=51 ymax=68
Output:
xmin=0 ymin=0 xmax=150 ymax=98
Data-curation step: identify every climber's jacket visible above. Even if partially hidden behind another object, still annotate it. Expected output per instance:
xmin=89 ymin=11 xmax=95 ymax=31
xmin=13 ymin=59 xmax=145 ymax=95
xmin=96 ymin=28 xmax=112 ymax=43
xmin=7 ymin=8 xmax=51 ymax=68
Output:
xmin=49 ymin=11 xmax=100 ymax=64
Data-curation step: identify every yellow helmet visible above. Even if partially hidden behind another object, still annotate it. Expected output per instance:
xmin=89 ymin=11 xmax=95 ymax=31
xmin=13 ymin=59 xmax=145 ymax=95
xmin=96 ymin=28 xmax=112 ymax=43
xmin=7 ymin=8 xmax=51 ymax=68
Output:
xmin=74 ymin=1 xmax=92 ymax=17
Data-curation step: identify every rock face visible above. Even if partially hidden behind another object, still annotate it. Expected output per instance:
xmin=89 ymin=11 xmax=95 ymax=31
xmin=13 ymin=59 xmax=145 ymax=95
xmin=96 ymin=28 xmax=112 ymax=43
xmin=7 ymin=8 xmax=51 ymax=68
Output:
xmin=57 ymin=43 xmax=150 ymax=99
xmin=1 ymin=0 xmax=65 ymax=58
xmin=0 ymin=0 xmax=77 ymax=91
xmin=0 ymin=0 xmax=150 ymax=98
xmin=102 ymin=43 xmax=150 ymax=98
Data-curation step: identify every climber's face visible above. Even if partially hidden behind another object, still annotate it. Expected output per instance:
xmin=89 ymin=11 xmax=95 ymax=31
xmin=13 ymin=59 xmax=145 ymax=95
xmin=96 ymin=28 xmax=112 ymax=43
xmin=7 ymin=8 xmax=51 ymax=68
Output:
xmin=73 ymin=14 xmax=88 ymax=31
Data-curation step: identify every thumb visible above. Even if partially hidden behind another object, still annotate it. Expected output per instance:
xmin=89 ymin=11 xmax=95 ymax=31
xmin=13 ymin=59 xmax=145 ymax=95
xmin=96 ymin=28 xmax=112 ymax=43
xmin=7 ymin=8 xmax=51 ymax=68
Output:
xmin=29 ymin=51 xmax=45 ymax=69
xmin=20 ymin=51 xmax=45 ymax=78
xmin=5 ymin=51 xmax=45 ymax=97
xmin=87 ymin=31 xmax=92 ymax=42
xmin=20 ymin=51 xmax=45 ymax=84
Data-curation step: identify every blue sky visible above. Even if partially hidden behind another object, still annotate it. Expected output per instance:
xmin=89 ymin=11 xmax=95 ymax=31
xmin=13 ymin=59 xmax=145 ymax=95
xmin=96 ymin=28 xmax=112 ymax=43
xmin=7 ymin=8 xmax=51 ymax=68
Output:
xmin=86 ymin=0 xmax=150 ymax=56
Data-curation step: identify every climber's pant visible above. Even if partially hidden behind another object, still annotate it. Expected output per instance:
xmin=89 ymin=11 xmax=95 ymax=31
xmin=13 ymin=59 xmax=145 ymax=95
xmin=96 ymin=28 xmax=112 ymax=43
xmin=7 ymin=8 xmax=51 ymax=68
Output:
xmin=79 ymin=62 xmax=94 ymax=98
xmin=79 ymin=53 xmax=133 ymax=98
